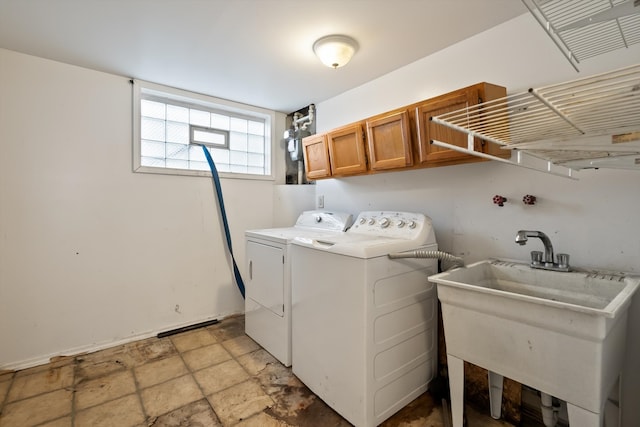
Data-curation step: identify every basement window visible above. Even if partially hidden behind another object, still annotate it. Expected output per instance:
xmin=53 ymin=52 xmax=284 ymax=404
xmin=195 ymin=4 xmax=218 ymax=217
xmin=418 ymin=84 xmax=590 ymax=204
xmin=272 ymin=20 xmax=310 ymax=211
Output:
xmin=132 ymin=80 xmax=274 ymax=179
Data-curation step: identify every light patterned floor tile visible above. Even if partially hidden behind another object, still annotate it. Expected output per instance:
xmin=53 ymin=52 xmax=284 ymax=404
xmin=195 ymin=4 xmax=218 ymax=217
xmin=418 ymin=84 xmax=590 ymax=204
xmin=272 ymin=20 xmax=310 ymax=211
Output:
xmin=75 ymin=394 xmax=145 ymax=427
xmin=39 ymin=415 xmax=73 ymax=427
xmin=140 ymin=374 xmax=203 ymax=418
xmin=1 ymin=389 xmax=72 ymax=426
xmin=125 ymin=336 xmax=177 ymax=366
xmin=207 ymin=380 xmax=274 ymax=426
xmin=221 ymin=335 xmax=260 ymax=358
xmin=237 ymin=349 xmax=277 ymax=376
xmin=193 ymin=359 xmax=249 ymax=396
xmin=182 ymin=343 xmax=232 ymax=372
xmin=75 ymin=369 xmax=137 ymax=410
xmin=170 ymin=329 xmax=217 ymax=353
xmin=6 ymin=364 xmax=74 ymax=402
xmin=134 ymin=355 xmax=188 ymax=389
xmin=145 ymin=398 xmax=222 ymax=427
xmin=0 ymin=378 xmax=12 ymax=405
xmin=236 ymin=412 xmax=291 ymax=427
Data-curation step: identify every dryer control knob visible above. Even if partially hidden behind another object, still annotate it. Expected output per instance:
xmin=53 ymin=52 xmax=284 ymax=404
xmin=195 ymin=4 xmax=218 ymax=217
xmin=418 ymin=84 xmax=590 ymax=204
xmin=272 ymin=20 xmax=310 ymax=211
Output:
xmin=408 ymin=220 xmax=417 ymax=229
xmin=368 ymin=218 xmax=376 ymax=225
xmin=315 ymin=215 xmax=322 ymax=223
xmin=359 ymin=218 xmax=366 ymax=224
xmin=379 ymin=217 xmax=390 ymax=228
xmin=397 ymin=220 xmax=406 ymax=228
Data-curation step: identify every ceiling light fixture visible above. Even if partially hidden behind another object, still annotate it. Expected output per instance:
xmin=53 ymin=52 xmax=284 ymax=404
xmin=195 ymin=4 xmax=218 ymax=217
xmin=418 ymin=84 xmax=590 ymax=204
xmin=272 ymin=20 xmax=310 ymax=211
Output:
xmin=313 ymin=35 xmax=358 ymax=69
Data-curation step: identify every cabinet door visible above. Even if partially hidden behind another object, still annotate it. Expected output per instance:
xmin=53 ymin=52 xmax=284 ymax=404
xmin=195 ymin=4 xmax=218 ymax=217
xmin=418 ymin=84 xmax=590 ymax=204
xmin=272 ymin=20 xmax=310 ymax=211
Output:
xmin=415 ymin=88 xmax=481 ymax=164
xmin=366 ymin=110 xmax=413 ymax=171
xmin=302 ymin=133 xmax=331 ymax=179
xmin=327 ymin=123 xmax=368 ymax=176
xmin=246 ymin=241 xmax=284 ymax=316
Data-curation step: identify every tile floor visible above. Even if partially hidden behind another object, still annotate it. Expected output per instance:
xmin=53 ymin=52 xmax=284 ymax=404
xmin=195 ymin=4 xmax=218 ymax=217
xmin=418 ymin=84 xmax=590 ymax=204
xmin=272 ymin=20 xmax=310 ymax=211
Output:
xmin=0 ymin=315 xmax=523 ymax=427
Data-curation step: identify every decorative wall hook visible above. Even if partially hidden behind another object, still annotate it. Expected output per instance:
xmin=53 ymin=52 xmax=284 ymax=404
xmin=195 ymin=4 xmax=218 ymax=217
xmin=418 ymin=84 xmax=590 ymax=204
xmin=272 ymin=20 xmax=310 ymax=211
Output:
xmin=523 ymin=195 xmax=537 ymax=205
xmin=493 ymin=195 xmax=507 ymax=207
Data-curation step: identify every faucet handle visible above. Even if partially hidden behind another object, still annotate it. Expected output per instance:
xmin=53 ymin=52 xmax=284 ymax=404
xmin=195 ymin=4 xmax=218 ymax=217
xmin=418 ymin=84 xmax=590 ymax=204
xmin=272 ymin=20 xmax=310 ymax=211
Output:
xmin=530 ymin=251 xmax=543 ymax=266
xmin=557 ymin=253 xmax=570 ymax=269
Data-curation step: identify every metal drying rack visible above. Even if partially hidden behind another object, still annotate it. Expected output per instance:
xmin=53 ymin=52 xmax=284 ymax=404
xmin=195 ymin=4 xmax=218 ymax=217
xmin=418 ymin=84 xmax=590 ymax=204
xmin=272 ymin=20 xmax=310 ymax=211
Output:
xmin=430 ymin=63 xmax=640 ymax=178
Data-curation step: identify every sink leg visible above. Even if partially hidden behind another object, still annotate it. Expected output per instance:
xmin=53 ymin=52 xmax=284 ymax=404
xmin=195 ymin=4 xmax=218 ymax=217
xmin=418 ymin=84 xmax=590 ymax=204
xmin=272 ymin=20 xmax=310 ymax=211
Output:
xmin=567 ymin=403 xmax=602 ymax=427
xmin=447 ymin=354 xmax=464 ymax=427
xmin=488 ymin=371 xmax=503 ymax=419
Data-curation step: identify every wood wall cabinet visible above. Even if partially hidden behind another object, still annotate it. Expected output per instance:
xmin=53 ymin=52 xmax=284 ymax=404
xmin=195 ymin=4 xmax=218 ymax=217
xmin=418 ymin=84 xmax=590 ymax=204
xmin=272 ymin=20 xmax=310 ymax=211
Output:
xmin=302 ymin=133 xmax=331 ymax=179
xmin=302 ymin=82 xmax=508 ymax=180
xmin=326 ymin=123 xmax=368 ymax=176
xmin=302 ymin=123 xmax=368 ymax=179
xmin=366 ymin=110 xmax=413 ymax=171
xmin=414 ymin=82 xmax=509 ymax=165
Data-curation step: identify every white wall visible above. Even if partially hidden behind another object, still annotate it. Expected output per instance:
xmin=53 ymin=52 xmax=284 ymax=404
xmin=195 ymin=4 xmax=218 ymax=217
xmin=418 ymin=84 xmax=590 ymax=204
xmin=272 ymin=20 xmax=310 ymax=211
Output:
xmin=0 ymin=48 xmax=291 ymax=369
xmin=315 ymin=14 xmax=640 ymax=427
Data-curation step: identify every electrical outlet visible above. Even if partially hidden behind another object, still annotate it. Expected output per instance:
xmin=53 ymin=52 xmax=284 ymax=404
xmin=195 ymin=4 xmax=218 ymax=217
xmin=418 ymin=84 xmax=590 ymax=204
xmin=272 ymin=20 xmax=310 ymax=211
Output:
xmin=317 ymin=195 xmax=324 ymax=209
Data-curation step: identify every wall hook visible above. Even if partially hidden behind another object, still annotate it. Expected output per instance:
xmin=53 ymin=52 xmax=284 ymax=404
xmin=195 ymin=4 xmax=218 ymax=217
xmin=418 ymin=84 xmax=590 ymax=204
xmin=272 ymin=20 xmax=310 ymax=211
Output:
xmin=523 ymin=195 xmax=537 ymax=205
xmin=493 ymin=195 xmax=507 ymax=207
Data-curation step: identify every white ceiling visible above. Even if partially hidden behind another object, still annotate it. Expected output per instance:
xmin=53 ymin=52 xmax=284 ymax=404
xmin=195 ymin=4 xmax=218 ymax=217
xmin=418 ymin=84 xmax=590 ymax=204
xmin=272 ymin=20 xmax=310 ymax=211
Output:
xmin=0 ymin=0 xmax=527 ymax=113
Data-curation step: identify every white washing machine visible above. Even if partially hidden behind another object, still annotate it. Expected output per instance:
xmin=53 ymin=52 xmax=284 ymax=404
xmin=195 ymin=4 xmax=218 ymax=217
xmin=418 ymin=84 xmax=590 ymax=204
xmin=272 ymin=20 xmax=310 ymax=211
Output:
xmin=291 ymin=211 xmax=438 ymax=427
xmin=245 ymin=210 xmax=352 ymax=367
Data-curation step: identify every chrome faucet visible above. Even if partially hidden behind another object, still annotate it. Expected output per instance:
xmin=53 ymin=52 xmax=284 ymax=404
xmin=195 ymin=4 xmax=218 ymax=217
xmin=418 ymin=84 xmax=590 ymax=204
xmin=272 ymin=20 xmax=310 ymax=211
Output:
xmin=515 ymin=230 xmax=570 ymax=271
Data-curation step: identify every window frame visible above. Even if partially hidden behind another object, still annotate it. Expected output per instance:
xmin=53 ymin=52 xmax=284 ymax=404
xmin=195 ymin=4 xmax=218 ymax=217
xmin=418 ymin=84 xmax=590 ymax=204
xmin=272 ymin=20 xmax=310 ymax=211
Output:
xmin=132 ymin=79 xmax=275 ymax=181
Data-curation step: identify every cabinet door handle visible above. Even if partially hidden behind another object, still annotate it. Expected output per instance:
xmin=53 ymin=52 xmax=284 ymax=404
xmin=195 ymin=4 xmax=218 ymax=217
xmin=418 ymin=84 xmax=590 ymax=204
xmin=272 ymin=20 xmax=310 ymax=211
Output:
xmin=249 ymin=260 xmax=252 ymax=280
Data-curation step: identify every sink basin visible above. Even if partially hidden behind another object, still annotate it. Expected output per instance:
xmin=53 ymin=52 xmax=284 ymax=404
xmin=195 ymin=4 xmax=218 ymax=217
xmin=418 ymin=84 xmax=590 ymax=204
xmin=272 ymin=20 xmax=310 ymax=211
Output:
xmin=431 ymin=259 xmax=639 ymax=318
xmin=428 ymin=259 xmax=640 ymax=425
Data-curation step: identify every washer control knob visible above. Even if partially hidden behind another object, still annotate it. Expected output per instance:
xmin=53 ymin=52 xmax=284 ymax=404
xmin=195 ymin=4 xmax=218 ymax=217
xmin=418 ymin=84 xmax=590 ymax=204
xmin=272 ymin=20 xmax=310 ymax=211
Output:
xmin=359 ymin=217 xmax=366 ymax=224
xmin=368 ymin=218 xmax=376 ymax=225
xmin=408 ymin=220 xmax=417 ymax=229
xmin=397 ymin=220 xmax=406 ymax=228
xmin=379 ymin=217 xmax=390 ymax=228
xmin=315 ymin=215 xmax=322 ymax=223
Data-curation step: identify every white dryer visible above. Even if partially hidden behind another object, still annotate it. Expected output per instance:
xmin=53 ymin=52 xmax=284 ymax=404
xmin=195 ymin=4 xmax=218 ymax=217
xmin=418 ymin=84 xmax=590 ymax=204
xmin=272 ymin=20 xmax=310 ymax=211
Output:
xmin=244 ymin=210 xmax=352 ymax=367
xmin=291 ymin=211 xmax=438 ymax=427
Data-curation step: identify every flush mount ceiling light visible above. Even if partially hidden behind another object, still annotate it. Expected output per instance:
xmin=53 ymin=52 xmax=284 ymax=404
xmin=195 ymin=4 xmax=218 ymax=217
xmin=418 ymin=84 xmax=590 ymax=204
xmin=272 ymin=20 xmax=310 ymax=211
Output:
xmin=313 ymin=35 xmax=358 ymax=69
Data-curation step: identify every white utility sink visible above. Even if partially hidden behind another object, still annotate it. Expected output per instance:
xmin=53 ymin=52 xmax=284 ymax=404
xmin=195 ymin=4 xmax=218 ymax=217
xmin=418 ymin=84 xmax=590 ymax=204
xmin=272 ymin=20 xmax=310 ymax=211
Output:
xmin=429 ymin=259 xmax=640 ymax=427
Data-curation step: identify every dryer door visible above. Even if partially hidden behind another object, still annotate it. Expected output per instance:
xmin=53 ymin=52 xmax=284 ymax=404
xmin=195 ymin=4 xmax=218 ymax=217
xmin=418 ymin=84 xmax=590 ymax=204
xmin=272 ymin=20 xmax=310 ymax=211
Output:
xmin=247 ymin=240 xmax=285 ymax=316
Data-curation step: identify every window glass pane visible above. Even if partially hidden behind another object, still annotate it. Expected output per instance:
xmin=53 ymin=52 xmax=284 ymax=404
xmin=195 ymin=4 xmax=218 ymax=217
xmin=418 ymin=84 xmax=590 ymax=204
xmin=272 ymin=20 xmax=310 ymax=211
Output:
xmin=210 ymin=148 xmax=230 ymax=164
xmin=166 ymin=142 xmax=189 ymax=160
xmin=141 ymin=140 xmax=165 ymax=158
xmin=230 ymin=117 xmax=248 ymax=133
xmin=189 ymin=109 xmax=210 ymax=127
xmin=141 ymin=100 xmax=166 ymax=119
xmin=248 ymin=153 xmax=264 ymax=167
xmin=230 ymin=151 xmax=248 ymax=165
xmin=229 ymin=132 xmax=248 ymax=152
xmin=166 ymin=121 xmax=189 ymax=144
xmin=141 ymin=117 xmax=166 ymax=141
xmin=230 ymin=164 xmax=248 ymax=173
xmin=166 ymin=159 xmax=189 ymax=169
xmin=141 ymin=157 xmax=166 ymax=167
xmin=247 ymin=134 xmax=264 ymax=153
xmin=248 ymin=120 xmax=264 ymax=136
xmin=248 ymin=166 xmax=265 ymax=175
xmin=190 ymin=161 xmax=210 ymax=171
xmin=193 ymin=129 xmax=226 ymax=146
xmin=189 ymin=145 xmax=206 ymax=162
xmin=211 ymin=113 xmax=230 ymax=130
xmin=167 ymin=105 xmax=189 ymax=123
xmin=216 ymin=163 xmax=231 ymax=173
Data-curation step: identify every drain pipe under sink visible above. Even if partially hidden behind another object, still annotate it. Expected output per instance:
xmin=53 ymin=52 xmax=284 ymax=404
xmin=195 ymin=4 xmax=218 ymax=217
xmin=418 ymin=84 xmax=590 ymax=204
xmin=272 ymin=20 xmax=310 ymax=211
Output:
xmin=540 ymin=392 xmax=560 ymax=427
